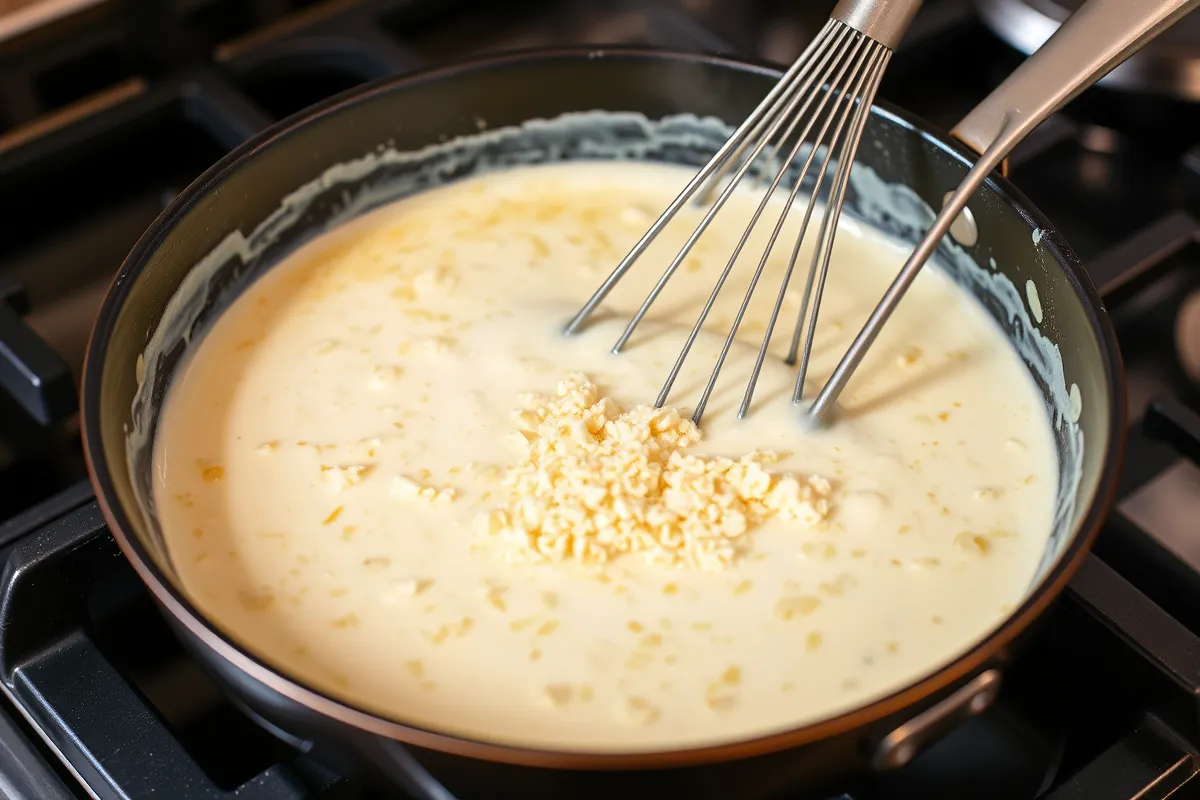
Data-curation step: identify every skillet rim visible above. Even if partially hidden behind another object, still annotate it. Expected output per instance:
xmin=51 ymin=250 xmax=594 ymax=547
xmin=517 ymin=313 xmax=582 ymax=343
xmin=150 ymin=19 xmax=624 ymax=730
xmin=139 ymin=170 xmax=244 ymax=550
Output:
xmin=79 ymin=45 xmax=1127 ymax=770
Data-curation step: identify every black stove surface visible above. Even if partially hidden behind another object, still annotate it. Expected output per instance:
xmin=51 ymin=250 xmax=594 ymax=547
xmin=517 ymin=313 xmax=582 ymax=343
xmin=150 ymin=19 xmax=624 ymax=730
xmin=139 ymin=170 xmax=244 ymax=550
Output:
xmin=0 ymin=1 xmax=1199 ymax=798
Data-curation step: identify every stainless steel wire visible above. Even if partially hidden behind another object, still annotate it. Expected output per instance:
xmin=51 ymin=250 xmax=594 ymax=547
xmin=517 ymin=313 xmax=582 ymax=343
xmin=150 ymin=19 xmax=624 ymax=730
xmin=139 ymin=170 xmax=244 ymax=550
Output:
xmin=564 ymin=0 xmax=1198 ymax=428
xmin=563 ymin=17 xmax=894 ymax=425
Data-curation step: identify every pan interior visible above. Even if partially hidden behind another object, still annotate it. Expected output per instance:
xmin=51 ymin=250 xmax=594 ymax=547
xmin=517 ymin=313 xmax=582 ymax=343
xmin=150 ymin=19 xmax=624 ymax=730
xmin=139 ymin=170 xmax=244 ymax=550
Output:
xmin=91 ymin=54 xmax=1113 ymax=757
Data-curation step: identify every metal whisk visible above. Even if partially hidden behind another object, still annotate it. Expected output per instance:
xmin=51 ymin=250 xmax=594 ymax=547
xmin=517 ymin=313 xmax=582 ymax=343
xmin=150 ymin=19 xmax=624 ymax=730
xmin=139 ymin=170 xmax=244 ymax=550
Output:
xmin=564 ymin=0 xmax=1199 ymax=426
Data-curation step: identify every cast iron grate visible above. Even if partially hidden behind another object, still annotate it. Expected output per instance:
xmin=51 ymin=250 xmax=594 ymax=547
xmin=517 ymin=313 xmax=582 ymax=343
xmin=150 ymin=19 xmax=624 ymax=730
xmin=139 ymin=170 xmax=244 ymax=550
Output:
xmin=0 ymin=1 xmax=1197 ymax=798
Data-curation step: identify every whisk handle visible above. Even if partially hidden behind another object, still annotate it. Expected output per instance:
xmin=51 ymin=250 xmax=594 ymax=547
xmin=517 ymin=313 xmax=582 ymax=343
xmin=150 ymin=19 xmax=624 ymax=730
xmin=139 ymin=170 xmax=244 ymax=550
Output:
xmin=951 ymin=0 xmax=1200 ymax=159
xmin=831 ymin=0 xmax=925 ymax=49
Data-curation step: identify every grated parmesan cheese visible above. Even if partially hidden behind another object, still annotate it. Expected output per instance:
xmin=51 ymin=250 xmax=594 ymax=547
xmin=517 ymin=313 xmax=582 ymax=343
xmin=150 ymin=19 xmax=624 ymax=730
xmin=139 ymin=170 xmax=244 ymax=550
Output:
xmin=474 ymin=374 xmax=832 ymax=570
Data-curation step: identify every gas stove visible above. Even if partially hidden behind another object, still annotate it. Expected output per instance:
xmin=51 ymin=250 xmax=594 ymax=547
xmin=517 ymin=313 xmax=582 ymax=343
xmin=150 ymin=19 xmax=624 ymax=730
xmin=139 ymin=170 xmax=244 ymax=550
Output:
xmin=0 ymin=1 xmax=1198 ymax=798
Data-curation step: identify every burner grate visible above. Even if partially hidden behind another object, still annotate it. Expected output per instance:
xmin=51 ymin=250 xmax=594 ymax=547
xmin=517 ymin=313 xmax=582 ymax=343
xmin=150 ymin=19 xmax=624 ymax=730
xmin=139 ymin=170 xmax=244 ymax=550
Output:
xmin=0 ymin=2 xmax=1198 ymax=799
xmin=0 ymin=498 xmax=367 ymax=799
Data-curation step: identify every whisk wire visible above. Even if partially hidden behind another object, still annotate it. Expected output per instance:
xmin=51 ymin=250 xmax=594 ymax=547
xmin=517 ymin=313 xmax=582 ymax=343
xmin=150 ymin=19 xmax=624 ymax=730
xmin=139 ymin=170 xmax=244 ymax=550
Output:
xmin=608 ymin=24 xmax=856 ymax=357
xmin=791 ymin=45 xmax=891 ymax=404
xmin=654 ymin=31 xmax=873 ymax=417
xmin=787 ymin=45 xmax=889 ymax=371
xmin=563 ymin=9 xmax=922 ymax=426
xmin=694 ymin=20 xmax=843 ymax=208
xmin=737 ymin=40 xmax=888 ymax=419
xmin=562 ymin=18 xmax=843 ymax=339
xmin=682 ymin=38 xmax=885 ymax=423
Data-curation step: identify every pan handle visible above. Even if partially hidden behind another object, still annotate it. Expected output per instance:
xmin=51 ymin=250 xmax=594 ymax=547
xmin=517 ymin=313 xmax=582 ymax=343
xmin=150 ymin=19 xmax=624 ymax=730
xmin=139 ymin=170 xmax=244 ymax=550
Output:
xmin=806 ymin=0 xmax=1200 ymax=420
xmin=805 ymin=0 xmax=1199 ymax=419
xmin=871 ymin=668 xmax=1003 ymax=770
xmin=950 ymin=0 xmax=1200 ymax=162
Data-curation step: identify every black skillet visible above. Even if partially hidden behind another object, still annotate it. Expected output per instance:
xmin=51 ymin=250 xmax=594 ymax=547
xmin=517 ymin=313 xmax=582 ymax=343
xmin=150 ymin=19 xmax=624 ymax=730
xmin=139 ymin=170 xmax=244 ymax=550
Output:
xmin=79 ymin=48 xmax=1125 ymax=799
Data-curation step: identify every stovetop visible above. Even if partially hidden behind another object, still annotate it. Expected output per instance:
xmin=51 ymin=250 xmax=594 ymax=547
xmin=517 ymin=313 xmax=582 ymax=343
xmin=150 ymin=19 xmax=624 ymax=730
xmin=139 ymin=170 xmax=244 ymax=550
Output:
xmin=0 ymin=1 xmax=1198 ymax=798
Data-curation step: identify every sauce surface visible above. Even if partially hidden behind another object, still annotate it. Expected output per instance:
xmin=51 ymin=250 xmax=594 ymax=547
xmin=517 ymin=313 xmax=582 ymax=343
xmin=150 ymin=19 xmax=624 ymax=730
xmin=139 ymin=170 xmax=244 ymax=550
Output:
xmin=153 ymin=161 xmax=1057 ymax=752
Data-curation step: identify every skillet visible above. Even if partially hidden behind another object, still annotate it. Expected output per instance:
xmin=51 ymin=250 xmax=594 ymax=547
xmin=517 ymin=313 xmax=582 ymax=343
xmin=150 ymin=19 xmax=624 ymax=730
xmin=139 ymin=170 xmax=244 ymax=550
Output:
xmin=79 ymin=47 xmax=1125 ymax=798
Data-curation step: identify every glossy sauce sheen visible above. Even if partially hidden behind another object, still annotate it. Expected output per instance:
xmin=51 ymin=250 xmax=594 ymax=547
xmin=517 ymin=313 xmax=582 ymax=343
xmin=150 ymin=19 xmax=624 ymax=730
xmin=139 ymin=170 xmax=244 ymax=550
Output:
xmin=154 ymin=162 xmax=1057 ymax=752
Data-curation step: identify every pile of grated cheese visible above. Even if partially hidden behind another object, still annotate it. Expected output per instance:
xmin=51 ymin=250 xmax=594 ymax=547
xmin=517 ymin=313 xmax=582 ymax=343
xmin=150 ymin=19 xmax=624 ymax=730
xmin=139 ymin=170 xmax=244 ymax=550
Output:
xmin=473 ymin=374 xmax=833 ymax=571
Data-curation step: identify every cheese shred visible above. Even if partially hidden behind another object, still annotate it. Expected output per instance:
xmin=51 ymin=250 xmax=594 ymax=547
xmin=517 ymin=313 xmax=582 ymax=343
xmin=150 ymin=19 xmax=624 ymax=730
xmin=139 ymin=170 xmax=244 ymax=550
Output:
xmin=475 ymin=374 xmax=832 ymax=570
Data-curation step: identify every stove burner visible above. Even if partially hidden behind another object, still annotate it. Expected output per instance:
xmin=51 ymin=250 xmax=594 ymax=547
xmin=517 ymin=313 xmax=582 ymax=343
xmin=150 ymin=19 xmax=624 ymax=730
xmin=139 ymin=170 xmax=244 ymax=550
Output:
xmin=977 ymin=0 xmax=1200 ymax=100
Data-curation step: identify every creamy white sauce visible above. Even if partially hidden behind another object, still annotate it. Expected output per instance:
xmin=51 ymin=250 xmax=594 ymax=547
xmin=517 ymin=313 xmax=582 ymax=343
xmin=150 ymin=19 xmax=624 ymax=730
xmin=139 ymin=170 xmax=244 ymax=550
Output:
xmin=151 ymin=161 xmax=1058 ymax=753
